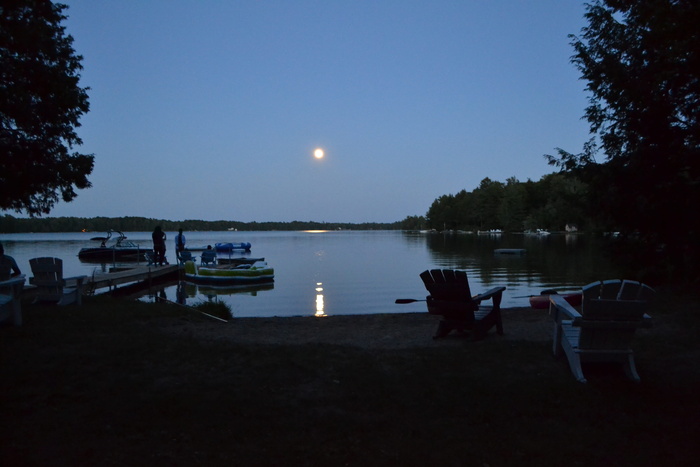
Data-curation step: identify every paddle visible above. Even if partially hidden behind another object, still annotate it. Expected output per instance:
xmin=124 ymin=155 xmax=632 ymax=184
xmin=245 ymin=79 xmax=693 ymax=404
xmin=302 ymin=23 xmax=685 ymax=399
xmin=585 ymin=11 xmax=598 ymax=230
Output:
xmin=395 ymin=298 xmax=425 ymax=304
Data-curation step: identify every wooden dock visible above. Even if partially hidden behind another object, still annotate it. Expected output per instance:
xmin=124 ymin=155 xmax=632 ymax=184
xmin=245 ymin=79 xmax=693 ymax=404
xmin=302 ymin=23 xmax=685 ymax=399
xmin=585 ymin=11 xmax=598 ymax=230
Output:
xmin=85 ymin=264 xmax=180 ymax=292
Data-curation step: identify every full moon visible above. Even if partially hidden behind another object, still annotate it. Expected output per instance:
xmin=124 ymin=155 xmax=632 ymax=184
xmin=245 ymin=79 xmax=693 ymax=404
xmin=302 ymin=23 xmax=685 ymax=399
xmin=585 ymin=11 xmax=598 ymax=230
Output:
xmin=314 ymin=148 xmax=324 ymax=159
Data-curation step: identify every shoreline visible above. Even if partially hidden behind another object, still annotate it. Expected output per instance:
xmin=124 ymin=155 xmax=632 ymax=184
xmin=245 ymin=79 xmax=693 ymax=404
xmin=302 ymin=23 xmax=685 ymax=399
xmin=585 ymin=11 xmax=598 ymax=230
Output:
xmin=160 ymin=306 xmax=554 ymax=349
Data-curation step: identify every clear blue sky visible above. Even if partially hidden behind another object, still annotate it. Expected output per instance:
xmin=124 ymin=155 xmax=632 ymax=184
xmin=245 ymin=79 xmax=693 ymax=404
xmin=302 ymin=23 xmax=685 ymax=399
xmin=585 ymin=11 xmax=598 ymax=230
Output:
xmin=43 ymin=0 xmax=591 ymax=223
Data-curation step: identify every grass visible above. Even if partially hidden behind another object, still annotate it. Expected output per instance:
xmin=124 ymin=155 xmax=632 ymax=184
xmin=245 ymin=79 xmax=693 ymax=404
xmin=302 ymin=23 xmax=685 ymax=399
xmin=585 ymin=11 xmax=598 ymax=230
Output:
xmin=1 ymin=295 xmax=699 ymax=466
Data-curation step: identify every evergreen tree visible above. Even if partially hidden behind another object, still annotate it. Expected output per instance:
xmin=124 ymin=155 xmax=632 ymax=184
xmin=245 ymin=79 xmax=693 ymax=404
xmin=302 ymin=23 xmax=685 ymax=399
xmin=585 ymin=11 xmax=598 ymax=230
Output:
xmin=547 ymin=0 xmax=700 ymax=280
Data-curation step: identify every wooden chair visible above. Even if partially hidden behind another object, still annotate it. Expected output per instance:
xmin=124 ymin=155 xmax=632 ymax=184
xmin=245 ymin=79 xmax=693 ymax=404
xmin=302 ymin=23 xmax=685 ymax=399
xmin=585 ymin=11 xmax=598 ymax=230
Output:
xmin=177 ymin=250 xmax=195 ymax=265
xmin=550 ymin=279 xmax=654 ymax=383
xmin=0 ymin=275 xmax=25 ymax=326
xmin=200 ymin=250 xmax=217 ymax=266
xmin=420 ymin=269 xmax=506 ymax=340
xmin=145 ymin=251 xmax=157 ymax=266
xmin=29 ymin=257 xmax=87 ymax=306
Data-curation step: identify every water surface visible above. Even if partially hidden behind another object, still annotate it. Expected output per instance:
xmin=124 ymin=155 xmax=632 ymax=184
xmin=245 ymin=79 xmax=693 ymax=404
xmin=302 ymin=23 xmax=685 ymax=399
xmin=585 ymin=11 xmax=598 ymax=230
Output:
xmin=0 ymin=230 xmax=626 ymax=317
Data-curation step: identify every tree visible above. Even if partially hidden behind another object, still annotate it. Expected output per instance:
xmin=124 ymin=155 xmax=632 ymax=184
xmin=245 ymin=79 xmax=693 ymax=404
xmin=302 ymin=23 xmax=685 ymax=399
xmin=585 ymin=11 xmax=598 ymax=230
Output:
xmin=547 ymin=0 xmax=700 ymax=281
xmin=1 ymin=0 xmax=93 ymax=216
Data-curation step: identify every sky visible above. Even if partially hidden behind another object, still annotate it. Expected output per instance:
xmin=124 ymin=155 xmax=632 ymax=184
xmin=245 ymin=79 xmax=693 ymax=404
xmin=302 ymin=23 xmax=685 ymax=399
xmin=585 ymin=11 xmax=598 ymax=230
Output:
xmin=37 ymin=0 xmax=591 ymax=223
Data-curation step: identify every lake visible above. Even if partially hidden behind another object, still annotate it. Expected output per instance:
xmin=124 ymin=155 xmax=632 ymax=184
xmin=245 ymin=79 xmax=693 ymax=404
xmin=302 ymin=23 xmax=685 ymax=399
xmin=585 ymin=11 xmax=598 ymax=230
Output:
xmin=0 ymin=230 xmax=626 ymax=318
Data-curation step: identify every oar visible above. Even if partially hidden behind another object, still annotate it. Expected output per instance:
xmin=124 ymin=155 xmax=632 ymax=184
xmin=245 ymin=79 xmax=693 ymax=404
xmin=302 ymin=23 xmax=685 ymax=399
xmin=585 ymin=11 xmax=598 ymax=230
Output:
xmin=395 ymin=298 xmax=426 ymax=304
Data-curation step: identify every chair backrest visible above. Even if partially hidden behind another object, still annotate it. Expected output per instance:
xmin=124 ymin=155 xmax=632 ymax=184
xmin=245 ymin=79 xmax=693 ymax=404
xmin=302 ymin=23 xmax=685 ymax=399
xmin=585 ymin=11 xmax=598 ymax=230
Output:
xmin=578 ymin=279 xmax=654 ymax=350
xmin=179 ymin=251 xmax=194 ymax=264
xmin=201 ymin=250 xmax=217 ymax=265
xmin=29 ymin=257 xmax=64 ymax=283
xmin=420 ymin=269 xmax=479 ymax=312
xmin=29 ymin=257 xmax=65 ymax=301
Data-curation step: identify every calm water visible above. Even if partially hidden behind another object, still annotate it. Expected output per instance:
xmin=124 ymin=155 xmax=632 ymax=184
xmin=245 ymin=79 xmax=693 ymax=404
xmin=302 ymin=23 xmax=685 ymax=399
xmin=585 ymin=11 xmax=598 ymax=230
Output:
xmin=0 ymin=230 xmax=627 ymax=318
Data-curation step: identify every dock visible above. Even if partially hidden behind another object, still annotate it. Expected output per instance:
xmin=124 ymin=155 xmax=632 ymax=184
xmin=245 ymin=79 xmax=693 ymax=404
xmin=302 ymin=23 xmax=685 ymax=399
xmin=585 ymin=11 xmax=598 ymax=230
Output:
xmin=85 ymin=264 xmax=180 ymax=293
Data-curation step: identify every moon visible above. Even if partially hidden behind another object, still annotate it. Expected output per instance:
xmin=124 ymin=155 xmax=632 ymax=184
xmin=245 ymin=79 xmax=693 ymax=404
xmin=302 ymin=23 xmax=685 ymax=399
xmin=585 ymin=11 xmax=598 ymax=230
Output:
xmin=314 ymin=148 xmax=324 ymax=159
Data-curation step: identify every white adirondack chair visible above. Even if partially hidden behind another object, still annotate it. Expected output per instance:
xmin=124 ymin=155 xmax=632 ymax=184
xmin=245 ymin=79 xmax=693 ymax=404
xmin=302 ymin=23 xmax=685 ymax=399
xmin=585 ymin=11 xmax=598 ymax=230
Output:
xmin=550 ymin=279 xmax=654 ymax=383
xmin=0 ymin=275 xmax=26 ymax=326
xmin=29 ymin=257 xmax=87 ymax=306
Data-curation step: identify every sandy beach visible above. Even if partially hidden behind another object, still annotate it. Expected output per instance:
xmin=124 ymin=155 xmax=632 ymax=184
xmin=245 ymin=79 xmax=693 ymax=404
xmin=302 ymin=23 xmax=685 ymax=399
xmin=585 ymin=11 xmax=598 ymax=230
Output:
xmin=161 ymin=307 xmax=557 ymax=349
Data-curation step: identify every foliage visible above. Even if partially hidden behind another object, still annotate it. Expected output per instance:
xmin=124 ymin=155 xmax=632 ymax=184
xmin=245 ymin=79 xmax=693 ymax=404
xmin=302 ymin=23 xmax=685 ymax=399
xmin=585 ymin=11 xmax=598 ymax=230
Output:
xmin=192 ymin=300 xmax=232 ymax=320
xmin=0 ymin=0 xmax=93 ymax=216
xmin=396 ymin=215 xmax=427 ymax=230
xmin=546 ymin=0 xmax=700 ymax=281
xmin=0 ymin=214 xmax=403 ymax=233
xmin=425 ymin=174 xmax=589 ymax=232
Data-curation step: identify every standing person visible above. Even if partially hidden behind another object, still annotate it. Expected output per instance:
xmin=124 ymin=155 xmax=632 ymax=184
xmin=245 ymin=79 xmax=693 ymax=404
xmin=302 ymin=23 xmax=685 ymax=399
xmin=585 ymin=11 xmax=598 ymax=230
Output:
xmin=0 ymin=242 xmax=21 ymax=278
xmin=152 ymin=226 xmax=167 ymax=266
xmin=175 ymin=228 xmax=186 ymax=256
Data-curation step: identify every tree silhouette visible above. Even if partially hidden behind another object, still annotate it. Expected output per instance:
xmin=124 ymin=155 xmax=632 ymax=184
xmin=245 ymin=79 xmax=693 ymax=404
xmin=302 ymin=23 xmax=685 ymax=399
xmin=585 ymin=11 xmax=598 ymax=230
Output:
xmin=548 ymin=0 xmax=700 ymax=280
xmin=1 ymin=0 xmax=93 ymax=216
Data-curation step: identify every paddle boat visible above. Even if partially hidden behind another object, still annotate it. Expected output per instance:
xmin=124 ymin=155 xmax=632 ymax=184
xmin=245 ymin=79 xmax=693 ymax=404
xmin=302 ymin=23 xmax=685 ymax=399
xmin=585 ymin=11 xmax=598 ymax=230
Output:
xmin=184 ymin=260 xmax=274 ymax=285
xmin=78 ymin=230 xmax=148 ymax=262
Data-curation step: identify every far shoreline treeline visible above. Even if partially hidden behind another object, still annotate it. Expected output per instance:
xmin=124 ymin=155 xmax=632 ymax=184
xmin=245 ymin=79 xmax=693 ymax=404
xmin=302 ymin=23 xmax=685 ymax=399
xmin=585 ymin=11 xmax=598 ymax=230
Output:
xmin=0 ymin=215 xmax=411 ymax=234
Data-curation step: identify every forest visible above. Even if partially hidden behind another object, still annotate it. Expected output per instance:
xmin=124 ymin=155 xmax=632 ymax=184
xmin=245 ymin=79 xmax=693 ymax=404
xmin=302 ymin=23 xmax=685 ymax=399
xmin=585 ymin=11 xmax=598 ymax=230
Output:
xmin=424 ymin=173 xmax=589 ymax=232
xmin=0 ymin=215 xmax=402 ymax=233
xmin=0 ymin=171 xmax=586 ymax=234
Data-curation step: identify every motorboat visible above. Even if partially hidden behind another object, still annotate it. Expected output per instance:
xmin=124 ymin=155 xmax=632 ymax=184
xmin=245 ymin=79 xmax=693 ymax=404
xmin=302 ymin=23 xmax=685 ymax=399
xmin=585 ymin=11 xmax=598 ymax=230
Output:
xmin=184 ymin=260 xmax=274 ymax=285
xmin=78 ymin=230 xmax=148 ymax=262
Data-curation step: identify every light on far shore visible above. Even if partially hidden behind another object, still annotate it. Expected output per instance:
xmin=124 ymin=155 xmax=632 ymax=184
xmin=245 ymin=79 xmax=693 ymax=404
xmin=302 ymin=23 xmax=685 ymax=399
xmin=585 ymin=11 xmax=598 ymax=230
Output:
xmin=314 ymin=148 xmax=324 ymax=159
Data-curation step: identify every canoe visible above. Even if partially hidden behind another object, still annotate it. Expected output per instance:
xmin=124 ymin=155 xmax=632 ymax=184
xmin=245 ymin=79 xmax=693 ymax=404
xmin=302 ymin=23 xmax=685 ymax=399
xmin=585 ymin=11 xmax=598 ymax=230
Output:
xmin=184 ymin=260 xmax=273 ymax=285
xmin=529 ymin=292 xmax=582 ymax=310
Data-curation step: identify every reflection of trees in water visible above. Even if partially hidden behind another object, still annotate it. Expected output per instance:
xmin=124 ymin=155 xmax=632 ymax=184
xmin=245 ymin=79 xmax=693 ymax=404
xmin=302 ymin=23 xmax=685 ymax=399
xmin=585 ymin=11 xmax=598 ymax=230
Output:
xmin=424 ymin=233 xmax=628 ymax=287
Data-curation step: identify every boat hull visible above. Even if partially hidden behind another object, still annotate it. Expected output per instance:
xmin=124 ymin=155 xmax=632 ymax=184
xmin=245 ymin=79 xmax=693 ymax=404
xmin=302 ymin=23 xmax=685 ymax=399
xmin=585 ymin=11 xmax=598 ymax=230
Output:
xmin=78 ymin=248 xmax=147 ymax=262
xmin=183 ymin=261 xmax=273 ymax=285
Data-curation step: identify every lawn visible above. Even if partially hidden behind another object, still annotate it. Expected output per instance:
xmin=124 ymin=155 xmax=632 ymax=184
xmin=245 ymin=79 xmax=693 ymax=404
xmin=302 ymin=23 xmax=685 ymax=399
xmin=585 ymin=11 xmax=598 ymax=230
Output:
xmin=1 ymin=294 xmax=699 ymax=466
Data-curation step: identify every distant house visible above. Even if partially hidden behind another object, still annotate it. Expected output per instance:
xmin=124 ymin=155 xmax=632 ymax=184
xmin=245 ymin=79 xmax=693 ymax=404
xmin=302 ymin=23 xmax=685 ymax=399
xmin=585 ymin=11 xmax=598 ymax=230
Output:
xmin=565 ymin=224 xmax=578 ymax=232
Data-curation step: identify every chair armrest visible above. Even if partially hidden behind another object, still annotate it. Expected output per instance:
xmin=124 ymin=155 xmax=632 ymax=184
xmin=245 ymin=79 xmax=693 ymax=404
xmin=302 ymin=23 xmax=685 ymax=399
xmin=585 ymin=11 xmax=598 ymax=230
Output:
xmin=65 ymin=275 xmax=88 ymax=287
xmin=0 ymin=276 xmax=26 ymax=289
xmin=30 ymin=278 xmax=67 ymax=287
xmin=0 ymin=276 xmax=26 ymax=300
xmin=472 ymin=286 xmax=506 ymax=303
xmin=549 ymin=294 xmax=582 ymax=323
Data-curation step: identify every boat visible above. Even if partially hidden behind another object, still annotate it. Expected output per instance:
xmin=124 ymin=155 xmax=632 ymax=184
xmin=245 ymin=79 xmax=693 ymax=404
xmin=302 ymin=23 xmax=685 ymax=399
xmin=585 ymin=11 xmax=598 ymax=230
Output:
xmin=214 ymin=242 xmax=252 ymax=253
xmin=78 ymin=230 xmax=148 ymax=262
xmin=183 ymin=260 xmax=274 ymax=285
xmin=529 ymin=291 xmax=582 ymax=309
xmin=216 ymin=257 xmax=264 ymax=265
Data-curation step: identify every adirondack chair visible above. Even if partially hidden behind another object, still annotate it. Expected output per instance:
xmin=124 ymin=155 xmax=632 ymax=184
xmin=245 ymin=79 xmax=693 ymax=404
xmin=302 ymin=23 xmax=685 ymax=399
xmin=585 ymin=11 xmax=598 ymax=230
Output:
xmin=0 ymin=274 xmax=25 ymax=326
xmin=550 ymin=279 xmax=654 ymax=383
xmin=177 ymin=250 xmax=195 ymax=265
xmin=200 ymin=250 xmax=217 ymax=266
xmin=144 ymin=250 xmax=157 ymax=266
xmin=420 ymin=269 xmax=506 ymax=340
xmin=29 ymin=257 xmax=87 ymax=306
